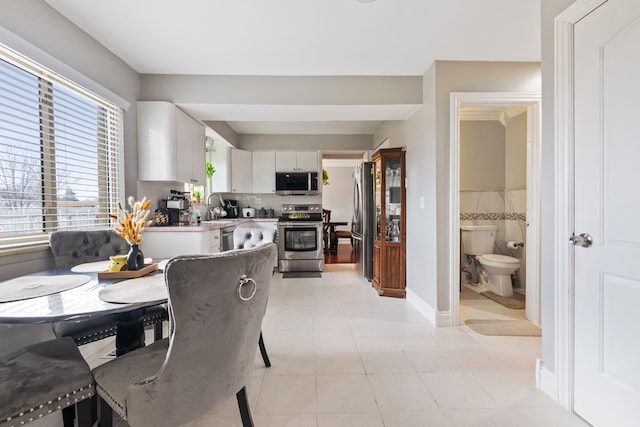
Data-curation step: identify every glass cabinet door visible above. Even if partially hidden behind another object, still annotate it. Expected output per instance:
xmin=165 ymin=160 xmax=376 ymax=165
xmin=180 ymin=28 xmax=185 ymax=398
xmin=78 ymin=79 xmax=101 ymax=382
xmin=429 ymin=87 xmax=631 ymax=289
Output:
xmin=385 ymin=155 xmax=401 ymax=242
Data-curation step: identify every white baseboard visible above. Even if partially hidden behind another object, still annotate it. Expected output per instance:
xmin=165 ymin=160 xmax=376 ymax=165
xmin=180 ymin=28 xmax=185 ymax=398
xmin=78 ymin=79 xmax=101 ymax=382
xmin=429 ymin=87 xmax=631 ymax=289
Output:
xmin=536 ymin=358 xmax=558 ymax=402
xmin=406 ymin=289 xmax=437 ymax=326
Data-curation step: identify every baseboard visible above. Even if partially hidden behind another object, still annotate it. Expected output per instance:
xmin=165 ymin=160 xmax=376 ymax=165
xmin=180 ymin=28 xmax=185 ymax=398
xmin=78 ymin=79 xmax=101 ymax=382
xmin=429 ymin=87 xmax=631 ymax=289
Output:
xmin=536 ymin=359 xmax=558 ymax=401
xmin=406 ymin=289 xmax=437 ymax=326
xmin=436 ymin=310 xmax=454 ymax=327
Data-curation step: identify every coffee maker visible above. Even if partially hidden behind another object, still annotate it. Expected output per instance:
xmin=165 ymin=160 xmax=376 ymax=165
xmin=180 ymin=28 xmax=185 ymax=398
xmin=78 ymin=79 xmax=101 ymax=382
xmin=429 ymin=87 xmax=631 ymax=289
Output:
xmin=161 ymin=195 xmax=188 ymax=225
xmin=223 ymin=199 xmax=239 ymax=218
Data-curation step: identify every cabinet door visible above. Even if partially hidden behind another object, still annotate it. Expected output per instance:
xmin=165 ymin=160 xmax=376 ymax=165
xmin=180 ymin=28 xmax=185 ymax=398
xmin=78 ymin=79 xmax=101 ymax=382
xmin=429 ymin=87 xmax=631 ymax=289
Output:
xmin=176 ymin=108 xmax=205 ymax=184
xmin=231 ymin=149 xmax=252 ymax=193
xmin=208 ymin=229 xmax=221 ymax=253
xmin=137 ymin=102 xmax=177 ymax=181
xmin=275 ymin=151 xmax=297 ymax=171
xmin=252 ymin=151 xmax=276 ymax=193
xmin=296 ymin=151 xmax=318 ymax=171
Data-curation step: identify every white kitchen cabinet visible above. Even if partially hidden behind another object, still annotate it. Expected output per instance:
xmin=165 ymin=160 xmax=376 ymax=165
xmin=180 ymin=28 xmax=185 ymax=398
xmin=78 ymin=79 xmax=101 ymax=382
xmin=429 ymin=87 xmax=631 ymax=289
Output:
xmin=141 ymin=228 xmax=221 ymax=259
xmin=251 ymin=151 xmax=276 ymax=193
xmin=230 ymin=149 xmax=252 ymax=193
xmin=275 ymin=151 xmax=318 ymax=172
xmin=137 ymin=101 xmax=205 ymax=184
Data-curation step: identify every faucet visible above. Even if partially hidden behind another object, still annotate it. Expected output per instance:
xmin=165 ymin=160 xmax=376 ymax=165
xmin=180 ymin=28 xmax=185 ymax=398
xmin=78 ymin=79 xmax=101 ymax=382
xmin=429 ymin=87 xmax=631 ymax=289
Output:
xmin=207 ymin=193 xmax=224 ymax=207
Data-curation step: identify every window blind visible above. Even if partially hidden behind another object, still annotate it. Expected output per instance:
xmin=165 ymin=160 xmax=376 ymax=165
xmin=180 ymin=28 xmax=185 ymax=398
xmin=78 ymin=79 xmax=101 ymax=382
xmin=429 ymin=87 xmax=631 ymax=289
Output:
xmin=0 ymin=43 xmax=123 ymax=249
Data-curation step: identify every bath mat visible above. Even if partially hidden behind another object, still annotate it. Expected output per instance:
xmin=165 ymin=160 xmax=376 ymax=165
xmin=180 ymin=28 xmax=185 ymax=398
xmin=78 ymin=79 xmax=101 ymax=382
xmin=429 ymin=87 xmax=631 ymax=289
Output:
xmin=480 ymin=290 xmax=525 ymax=309
xmin=465 ymin=319 xmax=541 ymax=336
xmin=282 ymin=272 xmax=322 ymax=279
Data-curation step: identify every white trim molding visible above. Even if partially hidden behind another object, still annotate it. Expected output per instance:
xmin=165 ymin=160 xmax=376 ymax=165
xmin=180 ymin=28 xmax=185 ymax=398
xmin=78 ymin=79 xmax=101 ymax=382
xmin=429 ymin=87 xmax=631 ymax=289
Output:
xmin=553 ymin=0 xmax=607 ymax=412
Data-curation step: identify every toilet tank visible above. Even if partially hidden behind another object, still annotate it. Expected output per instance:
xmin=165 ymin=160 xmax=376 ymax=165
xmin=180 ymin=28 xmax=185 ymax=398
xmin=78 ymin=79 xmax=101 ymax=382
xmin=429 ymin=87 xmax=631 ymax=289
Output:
xmin=460 ymin=225 xmax=497 ymax=255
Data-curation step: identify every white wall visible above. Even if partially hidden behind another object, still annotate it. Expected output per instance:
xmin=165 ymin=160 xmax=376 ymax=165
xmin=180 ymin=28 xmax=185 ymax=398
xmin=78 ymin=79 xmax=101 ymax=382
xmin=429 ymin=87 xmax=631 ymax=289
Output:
xmin=322 ymin=166 xmax=355 ymax=225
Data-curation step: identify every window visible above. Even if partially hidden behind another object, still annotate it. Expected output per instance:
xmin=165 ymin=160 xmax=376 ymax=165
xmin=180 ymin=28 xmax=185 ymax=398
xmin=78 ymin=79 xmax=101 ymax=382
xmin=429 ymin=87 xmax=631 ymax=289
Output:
xmin=0 ymin=43 xmax=123 ymax=249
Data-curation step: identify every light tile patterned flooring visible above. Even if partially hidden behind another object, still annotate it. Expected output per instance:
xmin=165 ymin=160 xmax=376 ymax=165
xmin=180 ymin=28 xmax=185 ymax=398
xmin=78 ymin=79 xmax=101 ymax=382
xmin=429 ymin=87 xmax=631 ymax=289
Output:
xmin=37 ymin=264 xmax=589 ymax=426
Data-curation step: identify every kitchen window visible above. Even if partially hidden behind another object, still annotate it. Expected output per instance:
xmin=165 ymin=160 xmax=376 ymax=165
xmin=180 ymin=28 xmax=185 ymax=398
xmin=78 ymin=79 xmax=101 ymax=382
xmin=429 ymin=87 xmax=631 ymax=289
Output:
xmin=0 ymin=43 xmax=123 ymax=250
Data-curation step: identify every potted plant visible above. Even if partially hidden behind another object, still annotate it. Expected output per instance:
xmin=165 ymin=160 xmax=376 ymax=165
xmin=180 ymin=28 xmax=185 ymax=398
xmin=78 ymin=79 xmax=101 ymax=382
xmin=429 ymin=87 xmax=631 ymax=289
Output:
xmin=206 ymin=161 xmax=215 ymax=179
xmin=192 ymin=187 xmax=202 ymax=204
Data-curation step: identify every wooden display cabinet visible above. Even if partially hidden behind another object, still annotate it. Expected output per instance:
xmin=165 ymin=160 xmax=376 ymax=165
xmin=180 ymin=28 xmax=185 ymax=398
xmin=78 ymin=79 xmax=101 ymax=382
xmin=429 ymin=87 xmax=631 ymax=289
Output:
xmin=372 ymin=147 xmax=406 ymax=297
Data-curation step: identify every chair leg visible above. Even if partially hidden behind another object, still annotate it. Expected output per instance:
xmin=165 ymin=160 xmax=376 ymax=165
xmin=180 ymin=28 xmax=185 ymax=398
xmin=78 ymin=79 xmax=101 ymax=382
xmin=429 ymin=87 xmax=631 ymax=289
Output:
xmin=98 ymin=395 xmax=113 ymax=427
xmin=62 ymin=406 xmax=75 ymax=427
xmin=236 ymin=386 xmax=254 ymax=427
xmin=259 ymin=331 xmax=271 ymax=367
xmin=154 ymin=321 xmax=163 ymax=341
xmin=76 ymin=398 xmax=93 ymax=427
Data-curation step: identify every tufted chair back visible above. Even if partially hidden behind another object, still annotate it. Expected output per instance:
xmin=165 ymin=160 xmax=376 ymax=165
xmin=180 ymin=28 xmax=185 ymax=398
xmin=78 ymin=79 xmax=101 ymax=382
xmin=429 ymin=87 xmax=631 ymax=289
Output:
xmin=49 ymin=230 xmax=128 ymax=269
xmin=233 ymin=227 xmax=277 ymax=249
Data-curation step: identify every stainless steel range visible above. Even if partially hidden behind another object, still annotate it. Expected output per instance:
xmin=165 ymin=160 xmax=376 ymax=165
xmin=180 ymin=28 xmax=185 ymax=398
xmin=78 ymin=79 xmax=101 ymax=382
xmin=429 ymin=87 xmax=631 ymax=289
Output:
xmin=278 ymin=203 xmax=324 ymax=272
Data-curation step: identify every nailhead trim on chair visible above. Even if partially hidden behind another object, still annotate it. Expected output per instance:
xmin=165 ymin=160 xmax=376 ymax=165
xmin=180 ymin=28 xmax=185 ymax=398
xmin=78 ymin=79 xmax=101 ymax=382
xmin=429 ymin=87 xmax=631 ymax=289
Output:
xmin=4 ymin=384 xmax=93 ymax=427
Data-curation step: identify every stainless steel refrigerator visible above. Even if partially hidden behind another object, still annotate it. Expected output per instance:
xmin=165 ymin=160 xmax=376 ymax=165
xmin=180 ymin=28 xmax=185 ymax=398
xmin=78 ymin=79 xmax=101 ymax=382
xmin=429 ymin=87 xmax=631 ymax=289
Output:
xmin=352 ymin=161 xmax=375 ymax=281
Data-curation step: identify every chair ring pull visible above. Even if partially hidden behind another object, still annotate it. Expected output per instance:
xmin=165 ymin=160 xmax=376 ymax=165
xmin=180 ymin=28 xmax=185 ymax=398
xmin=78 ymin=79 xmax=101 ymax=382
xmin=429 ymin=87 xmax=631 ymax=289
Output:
xmin=238 ymin=275 xmax=257 ymax=301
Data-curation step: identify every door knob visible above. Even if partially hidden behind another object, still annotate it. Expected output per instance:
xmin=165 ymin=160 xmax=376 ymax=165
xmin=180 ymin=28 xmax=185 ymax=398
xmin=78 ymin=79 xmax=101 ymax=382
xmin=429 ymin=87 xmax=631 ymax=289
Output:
xmin=570 ymin=233 xmax=593 ymax=248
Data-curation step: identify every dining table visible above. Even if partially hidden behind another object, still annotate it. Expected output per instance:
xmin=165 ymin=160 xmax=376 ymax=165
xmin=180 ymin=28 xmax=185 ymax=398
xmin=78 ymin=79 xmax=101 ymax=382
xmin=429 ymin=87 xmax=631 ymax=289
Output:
xmin=326 ymin=221 xmax=349 ymax=254
xmin=0 ymin=259 xmax=169 ymax=356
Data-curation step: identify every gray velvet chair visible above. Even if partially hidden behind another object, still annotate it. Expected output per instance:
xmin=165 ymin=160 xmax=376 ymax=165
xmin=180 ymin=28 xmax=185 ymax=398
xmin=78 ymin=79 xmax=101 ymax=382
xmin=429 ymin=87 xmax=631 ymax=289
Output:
xmin=0 ymin=337 xmax=94 ymax=427
xmin=49 ymin=230 xmax=168 ymax=345
xmin=92 ymin=243 xmax=277 ymax=427
xmin=233 ymin=226 xmax=277 ymax=367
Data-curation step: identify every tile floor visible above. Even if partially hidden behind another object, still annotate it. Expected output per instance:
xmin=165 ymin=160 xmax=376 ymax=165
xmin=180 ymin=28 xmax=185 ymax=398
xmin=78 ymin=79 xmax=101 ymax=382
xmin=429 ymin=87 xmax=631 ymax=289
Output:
xmin=37 ymin=264 xmax=590 ymax=426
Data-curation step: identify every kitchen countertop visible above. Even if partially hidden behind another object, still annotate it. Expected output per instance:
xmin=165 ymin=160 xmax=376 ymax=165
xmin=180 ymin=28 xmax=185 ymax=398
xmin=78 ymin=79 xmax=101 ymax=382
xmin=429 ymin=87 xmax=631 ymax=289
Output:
xmin=145 ymin=218 xmax=278 ymax=232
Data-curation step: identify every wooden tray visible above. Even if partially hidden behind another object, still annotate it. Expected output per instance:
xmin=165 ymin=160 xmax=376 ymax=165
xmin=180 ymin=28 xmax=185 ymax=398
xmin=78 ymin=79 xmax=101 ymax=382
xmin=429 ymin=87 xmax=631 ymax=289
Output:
xmin=97 ymin=263 xmax=158 ymax=279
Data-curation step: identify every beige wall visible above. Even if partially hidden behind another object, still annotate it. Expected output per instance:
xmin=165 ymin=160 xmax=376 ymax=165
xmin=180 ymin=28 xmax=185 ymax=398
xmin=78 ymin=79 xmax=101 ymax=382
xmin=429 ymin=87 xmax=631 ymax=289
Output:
xmin=505 ymin=112 xmax=527 ymax=190
xmin=375 ymin=61 xmax=541 ymax=314
xmin=460 ymin=121 xmax=506 ymax=190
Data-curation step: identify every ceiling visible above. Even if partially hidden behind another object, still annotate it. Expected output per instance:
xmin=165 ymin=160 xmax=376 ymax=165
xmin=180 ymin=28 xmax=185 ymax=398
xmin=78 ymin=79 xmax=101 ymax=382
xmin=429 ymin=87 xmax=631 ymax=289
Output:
xmin=44 ymin=0 xmax=541 ymax=140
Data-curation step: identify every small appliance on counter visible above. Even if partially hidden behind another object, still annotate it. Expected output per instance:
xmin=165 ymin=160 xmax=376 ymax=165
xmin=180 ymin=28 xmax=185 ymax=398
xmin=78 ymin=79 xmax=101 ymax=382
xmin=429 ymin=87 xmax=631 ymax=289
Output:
xmin=161 ymin=194 xmax=188 ymax=225
xmin=223 ymin=199 xmax=240 ymax=218
xmin=242 ymin=207 xmax=256 ymax=218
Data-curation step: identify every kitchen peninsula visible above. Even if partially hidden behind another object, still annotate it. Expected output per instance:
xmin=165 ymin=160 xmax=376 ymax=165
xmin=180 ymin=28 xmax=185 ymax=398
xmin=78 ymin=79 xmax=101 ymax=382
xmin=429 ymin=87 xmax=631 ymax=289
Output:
xmin=141 ymin=218 xmax=278 ymax=260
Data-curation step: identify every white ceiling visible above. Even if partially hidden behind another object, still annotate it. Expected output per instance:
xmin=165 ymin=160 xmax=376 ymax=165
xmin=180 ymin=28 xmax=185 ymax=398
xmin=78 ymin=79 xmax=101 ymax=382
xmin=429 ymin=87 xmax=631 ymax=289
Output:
xmin=45 ymin=0 xmax=541 ymax=138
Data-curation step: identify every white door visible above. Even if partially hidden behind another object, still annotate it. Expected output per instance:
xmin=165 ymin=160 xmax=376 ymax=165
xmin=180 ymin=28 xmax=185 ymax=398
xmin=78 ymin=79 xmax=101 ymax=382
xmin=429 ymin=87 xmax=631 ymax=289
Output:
xmin=573 ymin=0 xmax=640 ymax=425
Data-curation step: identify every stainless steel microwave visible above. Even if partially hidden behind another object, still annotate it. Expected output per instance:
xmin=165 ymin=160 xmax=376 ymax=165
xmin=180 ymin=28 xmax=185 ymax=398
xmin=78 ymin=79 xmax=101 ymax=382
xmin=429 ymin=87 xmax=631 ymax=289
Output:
xmin=275 ymin=172 xmax=318 ymax=195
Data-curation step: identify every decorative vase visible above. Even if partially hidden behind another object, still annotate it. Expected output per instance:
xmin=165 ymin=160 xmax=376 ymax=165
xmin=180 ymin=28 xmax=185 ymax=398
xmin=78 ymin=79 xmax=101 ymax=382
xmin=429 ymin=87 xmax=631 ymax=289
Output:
xmin=127 ymin=244 xmax=145 ymax=271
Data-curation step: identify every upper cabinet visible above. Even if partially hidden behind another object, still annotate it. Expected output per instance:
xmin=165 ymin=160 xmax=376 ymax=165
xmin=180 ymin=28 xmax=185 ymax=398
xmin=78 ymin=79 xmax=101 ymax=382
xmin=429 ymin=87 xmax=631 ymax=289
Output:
xmin=275 ymin=151 xmax=319 ymax=172
xmin=230 ymin=148 xmax=252 ymax=193
xmin=137 ymin=102 xmax=205 ymax=184
xmin=252 ymin=151 xmax=276 ymax=193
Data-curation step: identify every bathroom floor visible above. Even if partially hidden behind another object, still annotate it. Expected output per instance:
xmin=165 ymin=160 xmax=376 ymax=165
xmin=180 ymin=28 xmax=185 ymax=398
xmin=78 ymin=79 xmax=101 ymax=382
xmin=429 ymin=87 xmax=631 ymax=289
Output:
xmin=459 ymin=283 xmax=527 ymax=322
xmin=32 ymin=265 xmax=586 ymax=427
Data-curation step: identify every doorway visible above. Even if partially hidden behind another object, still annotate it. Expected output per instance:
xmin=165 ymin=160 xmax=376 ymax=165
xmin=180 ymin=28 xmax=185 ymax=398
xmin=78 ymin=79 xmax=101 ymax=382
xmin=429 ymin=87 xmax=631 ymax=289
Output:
xmin=449 ymin=92 xmax=542 ymax=326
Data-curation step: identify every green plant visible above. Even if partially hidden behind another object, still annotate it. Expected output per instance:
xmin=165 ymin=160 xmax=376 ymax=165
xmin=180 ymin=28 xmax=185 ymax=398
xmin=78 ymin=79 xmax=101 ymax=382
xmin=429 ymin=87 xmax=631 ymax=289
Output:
xmin=206 ymin=161 xmax=215 ymax=179
xmin=192 ymin=189 xmax=201 ymax=198
xmin=322 ymin=168 xmax=329 ymax=185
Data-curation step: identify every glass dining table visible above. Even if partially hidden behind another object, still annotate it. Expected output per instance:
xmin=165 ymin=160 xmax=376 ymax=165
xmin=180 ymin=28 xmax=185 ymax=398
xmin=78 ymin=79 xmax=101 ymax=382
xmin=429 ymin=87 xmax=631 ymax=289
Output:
xmin=0 ymin=261 xmax=168 ymax=355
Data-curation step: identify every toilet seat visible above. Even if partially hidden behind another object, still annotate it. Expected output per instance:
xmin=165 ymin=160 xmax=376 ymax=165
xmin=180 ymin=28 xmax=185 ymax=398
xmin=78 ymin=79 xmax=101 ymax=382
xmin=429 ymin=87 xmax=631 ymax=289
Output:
xmin=477 ymin=254 xmax=519 ymax=268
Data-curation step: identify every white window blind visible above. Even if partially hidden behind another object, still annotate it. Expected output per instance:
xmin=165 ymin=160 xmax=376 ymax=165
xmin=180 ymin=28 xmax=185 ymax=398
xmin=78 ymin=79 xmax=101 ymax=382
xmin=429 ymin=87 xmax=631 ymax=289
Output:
xmin=0 ymin=43 xmax=123 ymax=249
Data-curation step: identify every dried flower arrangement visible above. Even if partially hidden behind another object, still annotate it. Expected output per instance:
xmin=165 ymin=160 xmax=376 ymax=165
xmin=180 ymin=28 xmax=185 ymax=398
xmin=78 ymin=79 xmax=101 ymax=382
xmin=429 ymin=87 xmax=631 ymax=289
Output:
xmin=109 ymin=196 xmax=153 ymax=245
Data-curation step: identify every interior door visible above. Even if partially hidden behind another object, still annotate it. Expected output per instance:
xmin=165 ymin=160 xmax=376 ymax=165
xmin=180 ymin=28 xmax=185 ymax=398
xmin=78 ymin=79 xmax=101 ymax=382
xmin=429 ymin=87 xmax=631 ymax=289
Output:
xmin=573 ymin=0 xmax=640 ymax=424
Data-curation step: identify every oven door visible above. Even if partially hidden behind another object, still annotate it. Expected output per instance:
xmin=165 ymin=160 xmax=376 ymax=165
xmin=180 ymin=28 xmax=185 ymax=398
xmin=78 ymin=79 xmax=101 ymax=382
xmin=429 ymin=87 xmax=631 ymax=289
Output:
xmin=278 ymin=222 xmax=324 ymax=271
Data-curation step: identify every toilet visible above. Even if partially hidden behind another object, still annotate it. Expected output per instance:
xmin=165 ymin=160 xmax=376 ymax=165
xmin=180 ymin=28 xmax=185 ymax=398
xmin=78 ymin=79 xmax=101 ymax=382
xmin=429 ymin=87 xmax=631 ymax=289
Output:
xmin=460 ymin=225 xmax=520 ymax=297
